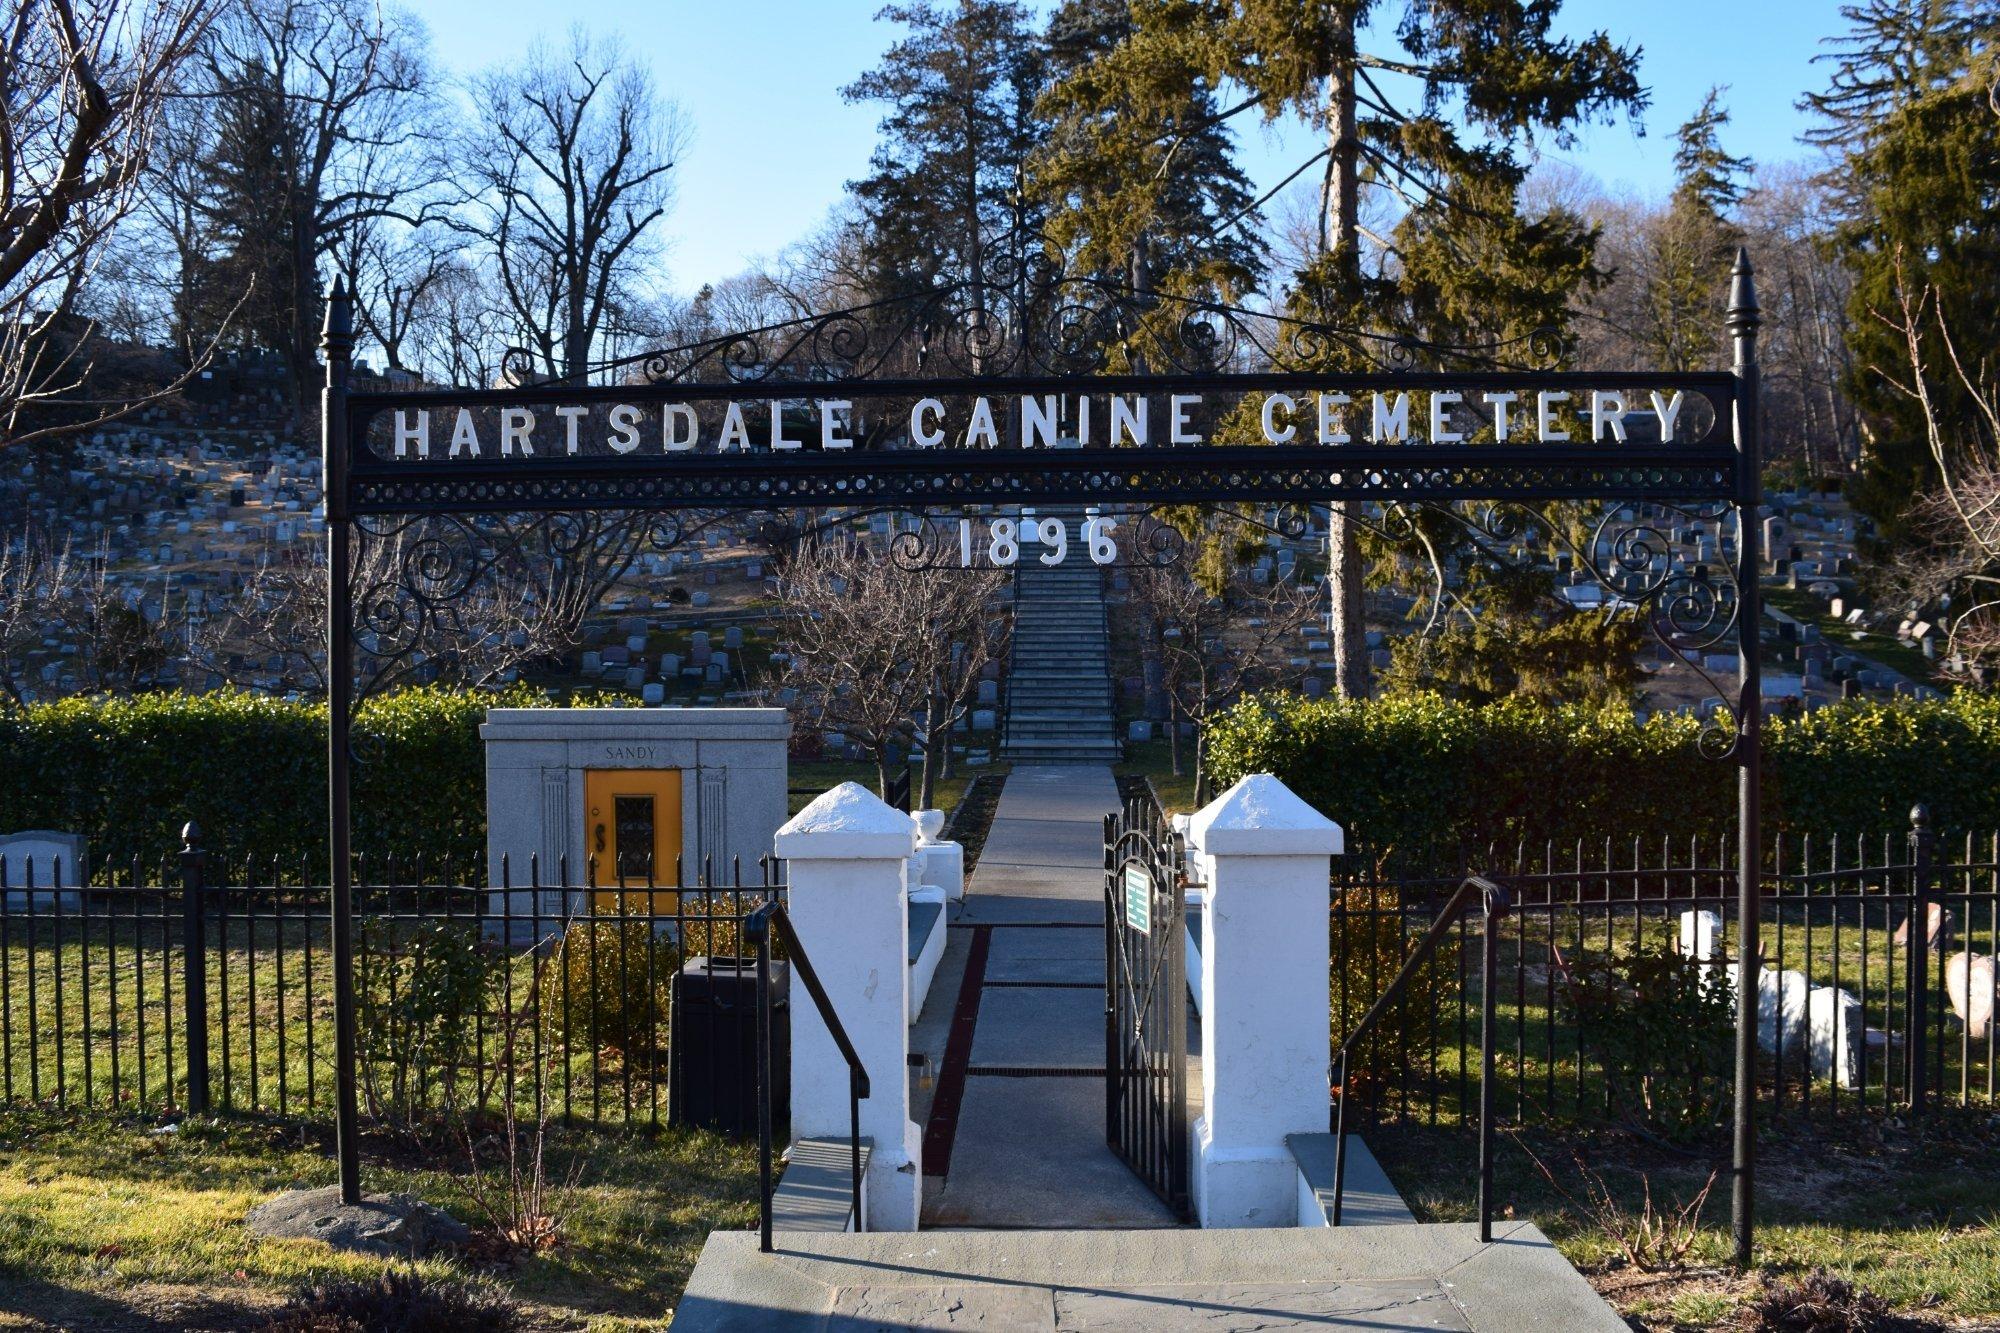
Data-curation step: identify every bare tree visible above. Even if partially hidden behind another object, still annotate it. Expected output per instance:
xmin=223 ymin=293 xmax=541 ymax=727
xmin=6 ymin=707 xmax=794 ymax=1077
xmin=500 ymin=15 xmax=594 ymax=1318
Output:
xmin=0 ymin=522 xmax=73 ymax=704
xmin=778 ymin=532 xmax=1010 ymax=798
xmin=206 ymin=0 xmax=438 ymax=409
xmin=1131 ymin=543 xmax=1319 ymax=799
xmin=1 ymin=0 xmax=219 ymax=447
xmin=194 ymin=512 xmax=672 ymax=700
xmin=53 ymin=540 xmax=179 ymax=692
xmin=456 ymin=30 xmax=687 ymax=383
xmin=338 ymin=216 xmax=458 ymax=375
xmin=1871 ymin=264 xmax=2000 ymax=674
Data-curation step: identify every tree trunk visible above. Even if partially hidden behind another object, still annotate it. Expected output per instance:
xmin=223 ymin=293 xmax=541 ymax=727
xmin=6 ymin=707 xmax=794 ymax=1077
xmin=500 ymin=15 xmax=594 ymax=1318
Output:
xmin=1325 ymin=12 xmax=1370 ymax=699
xmin=919 ymin=693 xmax=938 ymax=808
xmin=873 ymin=746 xmax=891 ymax=799
xmin=1167 ymin=697 xmax=1182 ymax=777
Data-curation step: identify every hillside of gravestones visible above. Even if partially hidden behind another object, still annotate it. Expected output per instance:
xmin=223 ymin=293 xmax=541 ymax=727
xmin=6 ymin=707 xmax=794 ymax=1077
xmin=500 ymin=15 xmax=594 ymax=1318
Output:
xmin=3 ymin=355 xmax=1940 ymax=738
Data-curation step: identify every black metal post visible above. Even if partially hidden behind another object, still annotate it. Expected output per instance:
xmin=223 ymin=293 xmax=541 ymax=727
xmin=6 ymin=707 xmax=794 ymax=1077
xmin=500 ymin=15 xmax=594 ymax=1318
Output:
xmin=321 ymin=277 xmax=363 ymax=1205
xmin=178 ymin=822 xmax=209 ymax=1115
xmin=1906 ymin=804 xmax=1933 ymax=1114
xmin=1330 ymin=1050 xmax=1349 ymax=1226
xmin=1727 ymin=248 xmax=1763 ymax=1269
xmin=1478 ymin=894 xmax=1500 ymax=1243
xmin=753 ymin=911 xmax=774 ymax=1252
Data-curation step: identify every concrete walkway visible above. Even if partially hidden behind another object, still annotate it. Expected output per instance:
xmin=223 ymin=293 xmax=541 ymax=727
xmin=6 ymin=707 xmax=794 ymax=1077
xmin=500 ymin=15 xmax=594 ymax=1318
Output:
xmin=915 ymin=766 xmax=1190 ymax=1229
xmin=677 ymin=1222 xmax=1629 ymax=1331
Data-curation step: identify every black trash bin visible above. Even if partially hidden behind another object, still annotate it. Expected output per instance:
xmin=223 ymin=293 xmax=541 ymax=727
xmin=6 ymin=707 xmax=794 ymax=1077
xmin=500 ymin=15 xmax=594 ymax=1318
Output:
xmin=669 ymin=955 xmax=788 ymax=1135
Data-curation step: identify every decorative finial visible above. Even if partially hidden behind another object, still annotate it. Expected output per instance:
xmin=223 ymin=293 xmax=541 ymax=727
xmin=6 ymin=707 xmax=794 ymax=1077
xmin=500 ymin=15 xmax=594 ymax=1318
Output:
xmin=321 ymin=275 xmax=353 ymax=346
xmin=1910 ymin=803 xmax=1930 ymax=830
xmin=1727 ymin=247 xmax=1761 ymax=335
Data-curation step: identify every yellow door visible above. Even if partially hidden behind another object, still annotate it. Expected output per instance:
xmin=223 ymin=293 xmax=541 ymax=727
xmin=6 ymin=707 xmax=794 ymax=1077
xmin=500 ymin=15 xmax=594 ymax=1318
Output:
xmin=583 ymin=769 xmax=683 ymax=915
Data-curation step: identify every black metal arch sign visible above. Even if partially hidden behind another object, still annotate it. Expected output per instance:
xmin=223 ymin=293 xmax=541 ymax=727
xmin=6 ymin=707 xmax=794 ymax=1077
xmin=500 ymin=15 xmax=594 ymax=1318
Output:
xmin=338 ymin=369 xmax=1739 ymax=515
xmin=314 ymin=253 xmax=1769 ymax=1264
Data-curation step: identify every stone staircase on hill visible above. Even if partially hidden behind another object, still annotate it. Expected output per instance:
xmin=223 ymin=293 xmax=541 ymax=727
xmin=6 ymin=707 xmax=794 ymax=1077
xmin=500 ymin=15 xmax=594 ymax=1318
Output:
xmin=1000 ymin=555 xmax=1122 ymax=765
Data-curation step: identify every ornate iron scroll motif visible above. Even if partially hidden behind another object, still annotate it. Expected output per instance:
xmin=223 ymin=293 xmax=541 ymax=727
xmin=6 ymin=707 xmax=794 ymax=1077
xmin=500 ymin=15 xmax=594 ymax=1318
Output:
xmin=500 ymin=232 xmax=1567 ymax=389
xmin=342 ymin=508 xmax=717 ymax=753
xmin=1332 ymin=498 xmax=1747 ymax=759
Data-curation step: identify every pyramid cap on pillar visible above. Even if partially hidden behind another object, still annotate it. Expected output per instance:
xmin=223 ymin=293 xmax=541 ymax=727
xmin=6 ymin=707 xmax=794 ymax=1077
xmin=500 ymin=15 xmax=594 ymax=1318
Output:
xmin=777 ymin=782 xmax=918 ymax=860
xmin=1190 ymin=773 xmax=1343 ymax=856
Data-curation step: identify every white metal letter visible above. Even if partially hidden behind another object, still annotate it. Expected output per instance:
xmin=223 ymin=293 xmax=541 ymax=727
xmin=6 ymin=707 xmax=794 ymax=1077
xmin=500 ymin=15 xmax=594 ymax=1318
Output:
xmin=1261 ymin=393 xmax=1297 ymax=444
xmin=500 ymin=407 xmax=535 ymax=456
xmin=911 ymin=398 xmax=946 ymax=448
xmin=1371 ymin=392 xmax=1411 ymax=442
xmin=555 ymin=405 xmax=588 ymax=455
xmin=607 ymin=404 xmax=641 ymax=453
xmin=1537 ymin=391 xmax=1570 ymax=442
xmin=394 ymin=410 xmax=430 ymax=458
xmin=1429 ymin=391 xmax=1463 ymax=444
xmin=1110 ymin=395 xmax=1148 ymax=446
xmin=820 ymin=400 xmax=853 ymax=449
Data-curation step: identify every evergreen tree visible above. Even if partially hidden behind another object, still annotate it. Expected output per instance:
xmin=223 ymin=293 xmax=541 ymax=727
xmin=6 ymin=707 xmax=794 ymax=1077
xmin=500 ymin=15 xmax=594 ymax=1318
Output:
xmin=1802 ymin=0 xmax=2000 ymax=541
xmin=1644 ymin=88 xmax=1751 ymax=372
xmin=1033 ymin=0 xmax=1264 ymax=300
xmin=186 ymin=59 xmax=307 ymax=363
xmin=1057 ymin=1 xmax=1644 ymax=696
xmin=841 ymin=2 xmax=1045 ymax=301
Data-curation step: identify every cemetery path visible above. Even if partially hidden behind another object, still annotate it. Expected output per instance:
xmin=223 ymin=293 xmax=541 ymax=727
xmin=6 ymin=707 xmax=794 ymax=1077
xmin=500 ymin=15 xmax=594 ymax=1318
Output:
xmin=917 ymin=765 xmax=1191 ymax=1229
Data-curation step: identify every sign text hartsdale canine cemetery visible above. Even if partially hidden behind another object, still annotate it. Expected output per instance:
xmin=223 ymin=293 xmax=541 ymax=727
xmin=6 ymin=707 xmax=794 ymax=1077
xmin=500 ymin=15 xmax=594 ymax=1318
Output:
xmin=377 ymin=386 xmax=1711 ymax=460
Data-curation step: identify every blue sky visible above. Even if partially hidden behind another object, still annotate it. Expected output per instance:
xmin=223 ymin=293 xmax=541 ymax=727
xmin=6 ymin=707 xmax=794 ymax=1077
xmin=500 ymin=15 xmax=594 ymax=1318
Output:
xmin=415 ymin=0 xmax=1843 ymax=294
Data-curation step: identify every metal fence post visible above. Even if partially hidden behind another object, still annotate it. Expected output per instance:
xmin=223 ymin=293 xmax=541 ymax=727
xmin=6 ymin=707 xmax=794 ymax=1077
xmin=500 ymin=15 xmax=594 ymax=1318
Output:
xmin=1906 ymin=804 xmax=1933 ymax=1115
xmin=178 ymin=821 xmax=210 ymax=1115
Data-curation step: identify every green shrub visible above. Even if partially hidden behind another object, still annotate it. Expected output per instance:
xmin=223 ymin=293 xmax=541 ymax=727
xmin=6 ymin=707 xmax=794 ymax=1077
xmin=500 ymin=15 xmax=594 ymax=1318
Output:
xmin=1205 ymin=690 xmax=2000 ymax=849
xmin=556 ymin=913 xmax=678 ymax=1059
xmin=0 ymin=683 xmax=555 ymax=875
xmin=356 ymin=917 xmax=506 ymax=1123
xmin=1559 ymin=946 xmax=1735 ymax=1139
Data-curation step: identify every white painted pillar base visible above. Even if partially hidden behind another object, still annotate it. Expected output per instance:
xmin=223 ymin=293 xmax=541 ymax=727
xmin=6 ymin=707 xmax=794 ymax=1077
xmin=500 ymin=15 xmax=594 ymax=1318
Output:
xmin=1186 ymin=774 xmax=1342 ymax=1228
xmin=777 ymin=783 xmax=921 ymax=1231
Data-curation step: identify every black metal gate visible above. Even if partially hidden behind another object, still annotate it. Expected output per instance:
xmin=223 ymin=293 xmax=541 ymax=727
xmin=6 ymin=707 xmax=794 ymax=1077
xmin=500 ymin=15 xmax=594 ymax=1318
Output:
xmin=1103 ymin=796 xmax=1190 ymax=1219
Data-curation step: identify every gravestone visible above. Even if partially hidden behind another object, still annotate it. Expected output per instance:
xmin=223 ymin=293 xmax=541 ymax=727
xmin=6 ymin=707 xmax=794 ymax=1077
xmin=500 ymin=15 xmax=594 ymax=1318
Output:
xmin=0 ymin=831 xmax=86 ymax=911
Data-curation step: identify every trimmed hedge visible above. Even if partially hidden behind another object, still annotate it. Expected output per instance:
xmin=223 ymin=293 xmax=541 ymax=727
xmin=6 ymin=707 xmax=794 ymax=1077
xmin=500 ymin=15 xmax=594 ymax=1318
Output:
xmin=0 ymin=686 xmax=551 ymax=877
xmin=1204 ymin=691 xmax=2000 ymax=855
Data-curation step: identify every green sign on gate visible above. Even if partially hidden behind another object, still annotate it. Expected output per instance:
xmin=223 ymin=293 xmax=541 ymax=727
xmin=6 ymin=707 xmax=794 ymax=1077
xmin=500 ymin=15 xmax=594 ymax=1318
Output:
xmin=1123 ymin=861 xmax=1152 ymax=935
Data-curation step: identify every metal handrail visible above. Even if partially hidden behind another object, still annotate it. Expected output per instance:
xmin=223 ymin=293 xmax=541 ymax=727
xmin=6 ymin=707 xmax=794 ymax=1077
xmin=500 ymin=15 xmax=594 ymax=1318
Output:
xmin=1331 ymin=874 xmax=1511 ymax=1240
xmin=743 ymin=901 xmax=870 ymax=1253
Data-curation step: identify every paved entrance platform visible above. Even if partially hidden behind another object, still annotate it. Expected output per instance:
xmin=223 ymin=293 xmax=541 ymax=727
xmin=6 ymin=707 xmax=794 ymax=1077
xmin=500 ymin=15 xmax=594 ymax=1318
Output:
xmin=674 ymin=1222 xmax=1626 ymax=1331
xmin=914 ymin=766 xmax=1190 ymax=1229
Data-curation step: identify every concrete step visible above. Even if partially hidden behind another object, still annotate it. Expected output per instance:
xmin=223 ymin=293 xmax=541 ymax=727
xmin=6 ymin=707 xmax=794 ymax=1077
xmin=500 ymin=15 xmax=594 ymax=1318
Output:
xmin=675 ymin=1223 xmax=1627 ymax=1332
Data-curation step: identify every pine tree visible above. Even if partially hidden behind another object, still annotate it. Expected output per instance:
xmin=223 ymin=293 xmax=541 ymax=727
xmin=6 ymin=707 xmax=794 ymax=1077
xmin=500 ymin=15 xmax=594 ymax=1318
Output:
xmin=1644 ymin=88 xmax=1751 ymax=372
xmin=842 ymin=1 xmax=1045 ymax=301
xmin=1057 ymin=1 xmax=1645 ymax=697
xmin=1802 ymin=0 xmax=2000 ymax=542
xmin=1033 ymin=0 xmax=1263 ymax=300
xmin=186 ymin=59 xmax=307 ymax=363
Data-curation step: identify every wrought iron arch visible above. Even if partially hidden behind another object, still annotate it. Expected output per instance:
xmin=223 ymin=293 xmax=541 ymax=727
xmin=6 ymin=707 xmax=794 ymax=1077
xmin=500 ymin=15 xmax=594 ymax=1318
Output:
xmin=315 ymin=249 xmax=1769 ymax=1265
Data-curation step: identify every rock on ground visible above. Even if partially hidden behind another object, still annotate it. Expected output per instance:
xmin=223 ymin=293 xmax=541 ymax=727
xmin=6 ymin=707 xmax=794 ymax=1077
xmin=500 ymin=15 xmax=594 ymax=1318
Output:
xmin=243 ymin=1186 xmax=469 ymax=1259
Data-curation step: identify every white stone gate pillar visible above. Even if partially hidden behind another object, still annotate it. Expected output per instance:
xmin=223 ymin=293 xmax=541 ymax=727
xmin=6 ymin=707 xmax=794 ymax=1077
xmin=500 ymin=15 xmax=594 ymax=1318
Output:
xmin=776 ymin=783 xmax=921 ymax=1231
xmin=1186 ymin=774 xmax=1342 ymax=1227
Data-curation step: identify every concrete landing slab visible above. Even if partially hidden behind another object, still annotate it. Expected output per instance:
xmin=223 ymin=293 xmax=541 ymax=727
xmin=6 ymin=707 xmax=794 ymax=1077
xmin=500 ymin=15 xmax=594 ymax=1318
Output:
xmin=676 ymin=1222 xmax=1625 ymax=1332
xmin=968 ymin=987 xmax=1103 ymax=1067
xmin=922 ymin=1075 xmax=1178 ymax=1229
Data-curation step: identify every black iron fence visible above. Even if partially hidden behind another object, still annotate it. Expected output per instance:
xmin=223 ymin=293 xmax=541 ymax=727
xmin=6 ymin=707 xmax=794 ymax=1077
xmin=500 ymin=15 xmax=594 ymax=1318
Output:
xmin=0 ymin=836 xmax=784 ymax=1131
xmin=1333 ymin=807 xmax=1999 ymax=1133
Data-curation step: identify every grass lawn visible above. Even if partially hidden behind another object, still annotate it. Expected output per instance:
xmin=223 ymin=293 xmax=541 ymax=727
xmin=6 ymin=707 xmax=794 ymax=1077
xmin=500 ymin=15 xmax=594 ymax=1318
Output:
xmin=1368 ymin=1107 xmax=2000 ymax=1328
xmin=0 ymin=1104 xmax=757 ymax=1330
xmin=1115 ymin=738 xmax=1199 ymax=814
xmin=786 ymin=758 xmax=995 ymax=817
xmin=1766 ymin=586 xmax=1942 ymax=685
